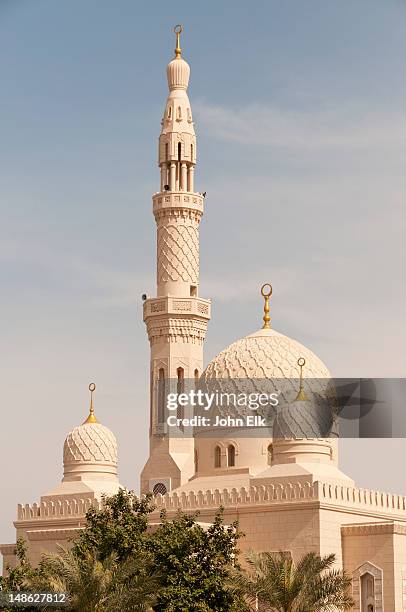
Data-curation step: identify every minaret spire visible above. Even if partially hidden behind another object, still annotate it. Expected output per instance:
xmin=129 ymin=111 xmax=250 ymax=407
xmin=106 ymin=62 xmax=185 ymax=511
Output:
xmin=261 ymin=283 xmax=272 ymax=329
xmin=83 ymin=383 xmax=98 ymax=424
xmin=141 ymin=28 xmax=211 ymax=495
xmin=174 ymin=24 xmax=182 ymax=58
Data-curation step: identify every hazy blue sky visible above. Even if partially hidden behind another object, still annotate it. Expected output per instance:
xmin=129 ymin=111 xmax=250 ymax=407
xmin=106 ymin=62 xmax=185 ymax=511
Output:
xmin=1 ymin=0 xmax=406 ymax=546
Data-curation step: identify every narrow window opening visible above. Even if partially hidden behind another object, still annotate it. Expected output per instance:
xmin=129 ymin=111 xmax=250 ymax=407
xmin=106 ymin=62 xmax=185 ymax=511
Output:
xmin=267 ymin=443 xmax=273 ymax=465
xmin=361 ymin=572 xmax=375 ymax=612
xmin=214 ymin=446 xmax=221 ymax=468
xmin=157 ymin=368 xmax=165 ymax=424
xmin=190 ymin=285 xmax=197 ymax=297
xmin=176 ymin=367 xmax=185 ymax=424
xmin=194 ymin=368 xmax=199 ymax=390
xmin=178 ymin=142 xmax=182 ymax=161
xmin=190 ymin=144 xmax=193 ymax=161
xmin=165 ymin=142 xmax=169 ymax=161
xmin=227 ymin=444 xmax=236 ymax=467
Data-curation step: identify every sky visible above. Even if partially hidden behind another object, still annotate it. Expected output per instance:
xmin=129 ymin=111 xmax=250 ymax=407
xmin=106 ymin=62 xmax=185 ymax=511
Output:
xmin=1 ymin=0 xmax=406 ymax=546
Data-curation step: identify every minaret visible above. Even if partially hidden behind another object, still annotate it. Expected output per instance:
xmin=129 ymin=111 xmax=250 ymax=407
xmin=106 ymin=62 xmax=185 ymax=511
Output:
xmin=140 ymin=26 xmax=211 ymax=495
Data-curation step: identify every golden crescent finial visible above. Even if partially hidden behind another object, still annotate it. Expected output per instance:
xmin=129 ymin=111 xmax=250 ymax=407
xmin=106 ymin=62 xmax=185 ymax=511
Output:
xmin=83 ymin=382 xmax=98 ymax=424
xmin=295 ymin=357 xmax=309 ymax=402
xmin=261 ymin=283 xmax=272 ymax=329
xmin=174 ymin=24 xmax=183 ymax=58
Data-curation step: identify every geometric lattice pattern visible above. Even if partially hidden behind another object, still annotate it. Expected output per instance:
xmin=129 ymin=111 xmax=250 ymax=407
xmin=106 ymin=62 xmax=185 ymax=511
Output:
xmin=203 ymin=328 xmax=330 ymax=382
xmin=153 ymin=482 xmax=168 ymax=496
xmin=157 ymin=222 xmax=199 ymax=283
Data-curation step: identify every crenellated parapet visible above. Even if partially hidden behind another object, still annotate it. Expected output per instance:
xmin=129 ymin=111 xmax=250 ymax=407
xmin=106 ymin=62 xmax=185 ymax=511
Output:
xmin=17 ymin=498 xmax=100 ymax=521
xmin=152 ymin=481 xmax=406 ymax=517
xmin=154 ymin=482 xmax=318 ymax=510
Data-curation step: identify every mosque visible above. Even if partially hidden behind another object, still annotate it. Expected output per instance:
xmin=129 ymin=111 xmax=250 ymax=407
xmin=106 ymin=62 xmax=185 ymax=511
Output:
xmin=2 ymin=26 xmax=406 ymax=611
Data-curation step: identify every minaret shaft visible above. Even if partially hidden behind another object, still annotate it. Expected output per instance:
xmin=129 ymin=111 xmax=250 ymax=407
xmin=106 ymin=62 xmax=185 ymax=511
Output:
xmin=140 ymin=30 xmax=210 ymax=495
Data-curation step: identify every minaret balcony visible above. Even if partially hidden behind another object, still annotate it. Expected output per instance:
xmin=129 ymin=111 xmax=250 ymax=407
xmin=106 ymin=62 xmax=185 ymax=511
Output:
xmin=143 ymin=295 xmax=211 ymax=323
xmin=153 ymin=191 xmax=204 ymax=215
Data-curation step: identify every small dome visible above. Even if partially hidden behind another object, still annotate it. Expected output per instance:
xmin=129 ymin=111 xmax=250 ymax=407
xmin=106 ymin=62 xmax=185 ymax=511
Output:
xmin=167 ymin=57 xmax=190 ymax=91
xmin=273 ymin=399 xmax=334 ymax=439
xmin=63 ymin=422 xmax=118 ymax=466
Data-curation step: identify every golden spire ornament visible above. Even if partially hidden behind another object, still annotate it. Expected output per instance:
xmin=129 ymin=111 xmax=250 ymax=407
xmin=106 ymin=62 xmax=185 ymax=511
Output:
xmin=83 ymin=382 xmax=98 ymax=424
xmin=174 ymin=24 xmax=183 ymax=58
xmin=295 ymin=357 xmax=309 ymax=402
xmin=260 ymin=283 xmax=272 ymax=329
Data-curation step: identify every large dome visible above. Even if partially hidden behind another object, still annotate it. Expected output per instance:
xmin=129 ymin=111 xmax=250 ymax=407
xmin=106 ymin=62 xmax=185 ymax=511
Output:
xmin=202 ymin=327 xmax=333 ymax=418
xmin=204 ymin=327 xmax=330 ymax=380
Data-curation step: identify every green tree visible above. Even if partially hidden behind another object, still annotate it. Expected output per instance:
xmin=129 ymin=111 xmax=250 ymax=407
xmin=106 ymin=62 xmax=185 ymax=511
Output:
xmin=148 ymin=508 xmax=245 ymax=611
xmin=72 ymin=488 xmax=154 ymax=562
xmin=32 ymin=547 xmax=158 ymax=611
xmin=233 ymin=551 xmax=354 ymax=612
xmin=72 ymin=489 xmax=246 ymax=610
xmin=0 ymin=539 xmax=34 ymax=593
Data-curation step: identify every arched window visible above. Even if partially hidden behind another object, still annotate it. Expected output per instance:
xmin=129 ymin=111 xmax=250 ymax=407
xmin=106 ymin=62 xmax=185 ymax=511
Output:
xmin=176 ymin=367 xmax=184 ymax=423
xmin=267 ymin=443 xmax=273 ymax=465
xmin=157 ymin=368 xmax=165 ymax=423
xmin=177 ymin=105 xmax=182 ymax=121
xmin=194 ymin=368 xmax=199 ymax=390
xmin=153 ymin=482 xmax=167 ymax=496
xmin=194 ymin=449 xmax=198 ymax=473
xmin=178 ymin=141 xmax=182 ymax=161
xmin=165 ymin=142 xmax=168 ymax=161
xmin=361 ymin=572 xmax=375 ymax=611
xmin=227 ymin=444 xmax=236 ymax=467
xmin=167 ymin=106 xmax=172 ymax=119
xmin=190 ymin=144 xmax=193 ymax=161
xmin=214 ymin=445 xmax=221 ymax=468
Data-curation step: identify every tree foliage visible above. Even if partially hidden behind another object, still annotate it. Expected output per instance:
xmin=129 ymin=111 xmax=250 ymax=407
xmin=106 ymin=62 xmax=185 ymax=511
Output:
xmin=232 ymin=550 xmax=354 ymax=612
xmin=148 ymin=509 xmax=243 ymax=611
xmin=1 ymin=490 xmax=246 ymax=611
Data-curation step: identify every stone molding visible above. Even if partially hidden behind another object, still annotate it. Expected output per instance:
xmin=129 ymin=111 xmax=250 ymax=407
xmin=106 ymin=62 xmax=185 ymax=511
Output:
xmin=25 ymin=528 xmax=82 ymax=541
xmin=341 ymin=522 xmax=406 ymax=536
xmin=145 ymin=317 xmax=209 ymax=345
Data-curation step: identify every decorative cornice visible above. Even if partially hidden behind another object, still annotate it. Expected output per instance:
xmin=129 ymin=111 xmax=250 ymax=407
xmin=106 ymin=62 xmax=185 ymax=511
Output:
xmin=341 ymin=522 xmax=406 ymax=536
xmin=25 ymin=528 xmax=83 ymax=541
xmin=145 ymin=319 xmax=209 ymax=345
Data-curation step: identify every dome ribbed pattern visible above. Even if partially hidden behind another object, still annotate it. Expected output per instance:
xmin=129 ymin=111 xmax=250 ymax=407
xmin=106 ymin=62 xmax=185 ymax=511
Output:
xmin=63 ymin=423 xmax=117 ymax=465
xmin=273 ymin=400 xmax=334 ymax=439
xmin=204 ymin=328 xmax=330 ymax=381
xmin=167 ymin=57 xmax=190 ymax=90
xmin=202 ymin=328 xmax=332 ymax=416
